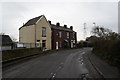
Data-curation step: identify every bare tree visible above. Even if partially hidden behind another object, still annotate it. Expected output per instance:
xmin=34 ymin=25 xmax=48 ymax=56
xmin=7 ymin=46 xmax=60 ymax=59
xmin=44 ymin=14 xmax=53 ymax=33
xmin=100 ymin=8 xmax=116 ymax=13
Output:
xmin=91 ymin=26 xmax=112 ymax=38
xmin=10 ymin=36 xmax=17 ymax=42
xmin=91 ymin=26 xmax=119 ymax=40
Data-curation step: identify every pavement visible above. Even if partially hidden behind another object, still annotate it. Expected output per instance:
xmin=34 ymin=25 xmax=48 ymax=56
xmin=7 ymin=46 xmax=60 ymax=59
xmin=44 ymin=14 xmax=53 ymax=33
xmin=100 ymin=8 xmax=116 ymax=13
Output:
xmin=2 ymin=48 xmax=120 ymax=79
xmin=89 ymin=51 xmax=120 ymax=78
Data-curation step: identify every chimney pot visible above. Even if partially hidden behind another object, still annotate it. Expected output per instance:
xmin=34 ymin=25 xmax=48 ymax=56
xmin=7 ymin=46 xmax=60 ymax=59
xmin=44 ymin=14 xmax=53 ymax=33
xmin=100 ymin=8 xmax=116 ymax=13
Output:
xmin=70 ymin=26 xmax=73 ymax=30
xmin=48 ymin=20 xmax=51 ymax=24
xmin=64 ymin=25 xmax=67 ymax=28
xmin=56 ymin=22 xmax=60 ymax=26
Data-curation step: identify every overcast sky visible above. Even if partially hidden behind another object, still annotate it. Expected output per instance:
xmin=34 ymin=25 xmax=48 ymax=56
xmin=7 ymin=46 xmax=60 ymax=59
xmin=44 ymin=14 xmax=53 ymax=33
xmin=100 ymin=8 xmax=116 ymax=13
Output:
xmin=0 ymin=0 xmax=119 ymax=41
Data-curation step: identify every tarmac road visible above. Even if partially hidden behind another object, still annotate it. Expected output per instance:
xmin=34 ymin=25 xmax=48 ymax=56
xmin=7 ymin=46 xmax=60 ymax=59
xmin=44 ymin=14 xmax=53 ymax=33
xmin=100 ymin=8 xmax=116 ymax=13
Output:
xmin=2 ymin=48 xmax=101 ymax=79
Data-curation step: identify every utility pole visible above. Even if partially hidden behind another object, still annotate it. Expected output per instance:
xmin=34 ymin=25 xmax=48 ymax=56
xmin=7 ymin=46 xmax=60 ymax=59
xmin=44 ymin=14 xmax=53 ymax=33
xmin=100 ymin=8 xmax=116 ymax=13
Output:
xmin=35 ymin=24 xmax=36 ymax=48
xmin=93 ymin=22 xmax=96 ymax=27
xmin=83 ymin=23 xmax=87 ymax=40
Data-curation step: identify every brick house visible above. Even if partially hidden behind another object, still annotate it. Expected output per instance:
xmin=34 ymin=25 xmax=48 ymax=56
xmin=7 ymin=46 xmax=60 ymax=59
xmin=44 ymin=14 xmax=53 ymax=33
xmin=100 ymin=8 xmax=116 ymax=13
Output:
xmin=49 ymin=21 xmax=77 ymax=50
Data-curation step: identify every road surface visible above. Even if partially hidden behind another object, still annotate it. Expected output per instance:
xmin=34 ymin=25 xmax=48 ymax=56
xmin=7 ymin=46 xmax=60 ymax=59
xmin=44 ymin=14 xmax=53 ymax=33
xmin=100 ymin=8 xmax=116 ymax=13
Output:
xmin=3 ymin=48 xmax=101 ymax=79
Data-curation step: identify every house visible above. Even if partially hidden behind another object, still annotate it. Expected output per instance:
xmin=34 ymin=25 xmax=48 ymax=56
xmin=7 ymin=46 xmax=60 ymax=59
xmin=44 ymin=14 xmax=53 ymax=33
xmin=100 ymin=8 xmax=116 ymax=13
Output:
xmin=86 ymin=36 xmax=99 ymax=43
xmin=48 ymin=21 xmax=77 ymax=50
xmin=0 ymin=35 xmax=13 ymax=50
xmin=19 ymin=15 xmax=52 ymax=50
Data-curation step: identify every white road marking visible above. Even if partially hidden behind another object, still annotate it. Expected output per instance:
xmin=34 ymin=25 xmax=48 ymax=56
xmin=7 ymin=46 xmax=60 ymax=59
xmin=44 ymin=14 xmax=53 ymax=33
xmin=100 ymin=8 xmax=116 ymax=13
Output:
xmin=82 ymin=52 xmax=85 ymax=55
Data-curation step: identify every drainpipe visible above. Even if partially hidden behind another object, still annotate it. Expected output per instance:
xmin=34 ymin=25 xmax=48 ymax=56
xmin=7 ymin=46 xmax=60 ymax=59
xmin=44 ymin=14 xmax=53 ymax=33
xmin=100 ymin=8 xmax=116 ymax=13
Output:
xmin=35 ymin=24 xmax=36 ymax=48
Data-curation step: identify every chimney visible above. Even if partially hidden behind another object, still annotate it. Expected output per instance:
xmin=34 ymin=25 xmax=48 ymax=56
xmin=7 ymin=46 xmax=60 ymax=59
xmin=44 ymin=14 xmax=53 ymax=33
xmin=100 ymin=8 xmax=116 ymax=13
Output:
xmin=48 ymin=20 xmax=51 ymax=24
xmin=64 ymin=25 xmax=67 ymax=28
xmin=56 ymin=22 xmax=60 ymax=26
xmin=70 ymin=26 xmax=73 ymax=30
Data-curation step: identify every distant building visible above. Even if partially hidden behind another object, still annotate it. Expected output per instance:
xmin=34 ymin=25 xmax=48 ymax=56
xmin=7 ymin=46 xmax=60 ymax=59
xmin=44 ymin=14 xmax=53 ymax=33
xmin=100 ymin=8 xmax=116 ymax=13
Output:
xmin=0 ymin=35 xmax=13 ymax=50
xmin=118 ymin=1 xmax=120 ymax=34
xmin=19 ymin=15 xmax=52 ymax=50
xmin=49 ymin=21 xmax=77 ymax=50
xmin=86 ymin=36 xmax=105 ymax=43
xmin=86 ymin=36 xmax=99 ymax=43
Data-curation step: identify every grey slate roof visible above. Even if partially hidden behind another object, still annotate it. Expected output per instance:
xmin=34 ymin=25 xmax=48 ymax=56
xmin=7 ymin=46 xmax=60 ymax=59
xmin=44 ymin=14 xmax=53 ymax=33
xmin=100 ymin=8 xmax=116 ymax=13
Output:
xmin=51 ymin=24 xmax=74 ymax=32
xmin=19 ymin=15 xmax=75 ymax=32
xmin=19 ymin=16 xmax=42 ymax=30
xmin=0 ymin=35 xmax=13 ymax=45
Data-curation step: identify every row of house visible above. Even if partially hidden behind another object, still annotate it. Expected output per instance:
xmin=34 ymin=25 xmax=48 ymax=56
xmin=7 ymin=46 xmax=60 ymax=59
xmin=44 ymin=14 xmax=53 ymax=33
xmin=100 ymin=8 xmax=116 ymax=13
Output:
xmin=19 ymin=15 xmax=77 ymax=50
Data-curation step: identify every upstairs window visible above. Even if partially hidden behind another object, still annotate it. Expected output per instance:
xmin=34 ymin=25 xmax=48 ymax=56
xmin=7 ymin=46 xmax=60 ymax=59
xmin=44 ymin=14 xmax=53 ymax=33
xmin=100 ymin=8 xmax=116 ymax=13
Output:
xmin=73 ymin=32 xmax=75 ymax=38
xmin=42 ymin=27 xmax=46 ymax=37
xmin=67 ymin=32 xmax=69 ymax=38
xmin=59 ymin=32 xmax=62 ymax=38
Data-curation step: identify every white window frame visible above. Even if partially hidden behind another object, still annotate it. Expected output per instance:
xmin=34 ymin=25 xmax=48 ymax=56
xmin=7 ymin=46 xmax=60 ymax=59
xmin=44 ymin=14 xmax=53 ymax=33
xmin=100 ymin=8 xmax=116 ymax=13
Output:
xmin=59 ymin=41 xmax=62 ymax=48
xmin=42 ymin=27 xmax=46 ymax=37
xmin=67 ymin=32 xmax=69 ymax=38
xmin=59 ymin=32 xmax=62 ymax=38
xmin=73 ymin=32 xmax=75 ymax=38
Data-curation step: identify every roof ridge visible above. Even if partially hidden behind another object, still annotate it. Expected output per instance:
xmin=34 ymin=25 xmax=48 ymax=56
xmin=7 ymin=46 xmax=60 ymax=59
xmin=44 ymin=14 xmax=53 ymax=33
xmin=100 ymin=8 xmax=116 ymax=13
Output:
xmin=19 ymin=15 xmax=43 ymax=30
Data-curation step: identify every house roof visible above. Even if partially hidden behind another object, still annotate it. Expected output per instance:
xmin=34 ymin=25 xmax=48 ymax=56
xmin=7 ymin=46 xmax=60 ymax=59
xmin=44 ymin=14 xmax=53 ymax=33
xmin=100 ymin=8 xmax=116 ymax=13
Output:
xmin=19 ymin=15 xmax=76 ymax=33
xmin=19 ymin=15 xmax=42 ymax=30
xmin=51 ymin=24 xmax=75 ymax=32
xmin=0 ymin=35 xmax=13 ymax=45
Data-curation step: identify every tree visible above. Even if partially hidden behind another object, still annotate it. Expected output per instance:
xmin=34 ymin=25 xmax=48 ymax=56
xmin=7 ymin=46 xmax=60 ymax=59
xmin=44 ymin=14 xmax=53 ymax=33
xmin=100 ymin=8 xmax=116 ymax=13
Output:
xmin=107 ymin=32 xmax=120 ymax=40
xmin=10 ymin=36 xmax=17 ymax=42
xmin=91 ymin=26 xmax=112 ymax=39
xmin=91 ymin=26 xmax=120 ymax=41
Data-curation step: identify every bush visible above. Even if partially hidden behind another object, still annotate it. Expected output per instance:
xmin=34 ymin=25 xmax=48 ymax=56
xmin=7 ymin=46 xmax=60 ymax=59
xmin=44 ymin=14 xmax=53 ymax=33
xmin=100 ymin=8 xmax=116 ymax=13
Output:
xmin=93 ymin=40 xmax=120 ymax=70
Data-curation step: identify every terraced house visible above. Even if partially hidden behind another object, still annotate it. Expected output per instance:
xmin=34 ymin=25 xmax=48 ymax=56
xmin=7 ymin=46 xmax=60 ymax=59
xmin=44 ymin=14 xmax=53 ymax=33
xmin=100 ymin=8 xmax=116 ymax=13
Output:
xmin=19 ymin=15 xmax=77 ymax=50
xmin=49 ymin=21 xmax=77 ymax=50
xmin=19 ymin=15 xmax=52 ymax=50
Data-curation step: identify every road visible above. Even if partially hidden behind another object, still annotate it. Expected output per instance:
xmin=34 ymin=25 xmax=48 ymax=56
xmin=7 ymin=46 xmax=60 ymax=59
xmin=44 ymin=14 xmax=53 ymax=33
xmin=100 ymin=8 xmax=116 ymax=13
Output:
xmin=3 ymin=48 xmax=101 ymax=79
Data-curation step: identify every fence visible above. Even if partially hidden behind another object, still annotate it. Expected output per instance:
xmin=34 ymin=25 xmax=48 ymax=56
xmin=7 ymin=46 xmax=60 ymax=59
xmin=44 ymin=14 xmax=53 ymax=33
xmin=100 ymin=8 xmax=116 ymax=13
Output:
xmin=17 ymin=43 xmax=36 ymax=49
xmin=0 ymin=43 xmax=43 ymax=51
xmin=17 ymin=43 xmax=44 ymax=49
xmin=1 ymin=43 xmax=45 ymax=62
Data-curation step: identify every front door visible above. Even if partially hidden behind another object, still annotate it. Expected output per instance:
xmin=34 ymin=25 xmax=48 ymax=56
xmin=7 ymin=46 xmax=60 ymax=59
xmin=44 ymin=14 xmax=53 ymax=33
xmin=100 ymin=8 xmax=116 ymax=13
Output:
xmin=56 ymin=42 xmax=58 ymax=50
xmin=71 ymin=41 xmax=73 ymax=48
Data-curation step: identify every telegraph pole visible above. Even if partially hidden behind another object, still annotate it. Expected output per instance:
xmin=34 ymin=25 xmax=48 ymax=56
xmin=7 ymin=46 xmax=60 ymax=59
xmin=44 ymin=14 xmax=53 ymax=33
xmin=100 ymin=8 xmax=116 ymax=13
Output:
xmin=83 ymin=23 xmax=87 ymax=40
xmin=93 ymin=22 xmax=96 ymax=27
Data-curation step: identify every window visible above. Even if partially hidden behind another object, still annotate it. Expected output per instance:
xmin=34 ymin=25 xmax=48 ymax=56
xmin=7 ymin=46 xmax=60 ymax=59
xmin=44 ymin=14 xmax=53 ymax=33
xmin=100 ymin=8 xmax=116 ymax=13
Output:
xmin=59 ymin=41 xmax=62 ymax=48
xmin=73 ymin=32 xmax=75 ymax=38
xmin=67 ymin=32 xmax=69 ymax=38
xmin=42 ymin=27 xmax=46 ymax=37
xmin=36 ymin=40 xmax=40 ymax=47
xmin=42 ymin=40 xmax=46 ymax=48
xmin=37 ymin=40 xmax=40 ymax=42
xmin=59 ymin=32 xmax=62 ymax=38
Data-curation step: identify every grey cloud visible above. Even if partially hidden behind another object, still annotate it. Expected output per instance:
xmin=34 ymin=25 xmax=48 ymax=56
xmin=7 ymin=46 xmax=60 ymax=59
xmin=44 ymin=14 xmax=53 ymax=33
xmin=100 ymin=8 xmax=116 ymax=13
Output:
xmin=1 ymin=2 xmax=118 ymax=41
